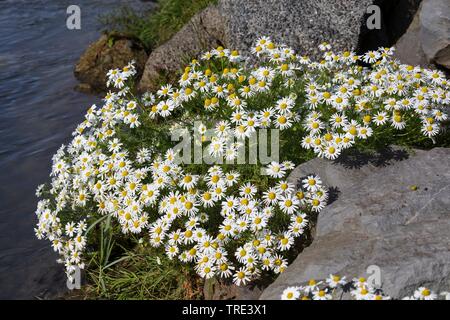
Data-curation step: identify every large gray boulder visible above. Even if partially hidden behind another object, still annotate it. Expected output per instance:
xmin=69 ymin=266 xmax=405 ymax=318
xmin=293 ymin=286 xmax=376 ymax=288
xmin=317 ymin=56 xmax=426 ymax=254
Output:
xmin=420 ymin=0 xmax=450 ymax=69
xmin=394 ymin=3 xmax=432 ymax=68
xmin=219 ymin=0 xmax=373 ymax=59
xmin=139 ymin=0 xmax=422 ymax=91
xmin=203 ymin=278 xmax=262 ymax=300
xmin=260 ymin=147 xmax=450 ymax=300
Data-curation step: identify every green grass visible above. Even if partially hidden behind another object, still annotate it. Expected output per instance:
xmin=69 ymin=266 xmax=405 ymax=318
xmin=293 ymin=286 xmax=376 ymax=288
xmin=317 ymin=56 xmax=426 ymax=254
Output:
xmin=83 ymin=247 xmax=202 ymax=300
xmin=100 ymin=0 xmax=218 ymax=51
xmin=66 ymin=216 xmax=202 ymax=300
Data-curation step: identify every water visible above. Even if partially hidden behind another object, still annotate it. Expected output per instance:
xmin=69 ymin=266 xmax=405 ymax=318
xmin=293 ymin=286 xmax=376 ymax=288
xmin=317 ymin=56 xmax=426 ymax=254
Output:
xmin=0 ymin=0 xmax=153 ymax=299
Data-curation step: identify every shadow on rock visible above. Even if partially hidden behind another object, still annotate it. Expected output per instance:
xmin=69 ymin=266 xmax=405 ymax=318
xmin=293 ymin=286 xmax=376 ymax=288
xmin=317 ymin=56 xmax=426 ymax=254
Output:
xmin=333 ymin=146 xmax=409 ymax=169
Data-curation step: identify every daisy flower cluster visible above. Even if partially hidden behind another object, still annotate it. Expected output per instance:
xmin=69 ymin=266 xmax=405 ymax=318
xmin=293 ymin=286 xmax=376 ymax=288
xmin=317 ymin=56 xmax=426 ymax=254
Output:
xmin=154 ymin=37 xmax=447 ymax=162
xmin=183 ymin=38 xmax=447 ymax=161
xmin=34 ymin=55 xmax=328 ymax=284
xmin=281 ymin=275 xmax=450 ymax=300
xmin=35 ymin=36 xmax=447 ymax=286
xmin=303 ymin=48 xmax=449 ymax=159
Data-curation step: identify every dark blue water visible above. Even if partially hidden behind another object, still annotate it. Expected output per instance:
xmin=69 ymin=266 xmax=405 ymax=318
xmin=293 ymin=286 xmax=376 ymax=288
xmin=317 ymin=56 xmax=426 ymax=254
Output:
xmin=0 ymin=0 xmax=153 ymax=299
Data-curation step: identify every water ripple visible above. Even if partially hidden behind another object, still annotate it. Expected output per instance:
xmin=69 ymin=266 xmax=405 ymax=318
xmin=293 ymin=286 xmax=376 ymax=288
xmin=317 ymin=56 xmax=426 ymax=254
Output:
xmin=0 ymin=0 xmax=153 ymax=299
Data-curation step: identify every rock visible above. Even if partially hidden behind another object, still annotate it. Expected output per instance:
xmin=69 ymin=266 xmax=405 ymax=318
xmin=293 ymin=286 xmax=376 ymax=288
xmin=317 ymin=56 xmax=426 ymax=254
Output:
xmin=203 ymin=278 xmax=262 ymax=300
xmin=139 ymin=0 xmax=423 ymax=91
xmin=75 ymin=33 xmax=148 ymax=92
xmin=220 ymin=0 xmax=420 ymax=59
xmin=138 ymin=6 xmax=226 ymax=92
xmin=221 ymin=0 xmax=419 ymax=58
xmin=393 ymin=3 xmax=432 ymax=68
xmin=219 ymin=0 xmax=369 ymax=59
xmin=358 ymin=0 xmax=422 ymax=54
xmin=260 ymin=147 xmax=450 ymax=300
xmin=420 ymin=0 xmax=450 ymax=69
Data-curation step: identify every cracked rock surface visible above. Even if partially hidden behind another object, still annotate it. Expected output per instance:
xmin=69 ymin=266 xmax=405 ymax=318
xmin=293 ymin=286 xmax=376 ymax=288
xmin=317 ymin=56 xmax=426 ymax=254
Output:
xmin=260 ymin=147 xmax=450 ymax=300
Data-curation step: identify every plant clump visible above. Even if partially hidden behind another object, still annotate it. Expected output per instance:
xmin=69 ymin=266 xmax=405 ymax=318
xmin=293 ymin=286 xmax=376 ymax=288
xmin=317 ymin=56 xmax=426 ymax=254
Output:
xmin=35 ymin=36 xmax=448 ymax=291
